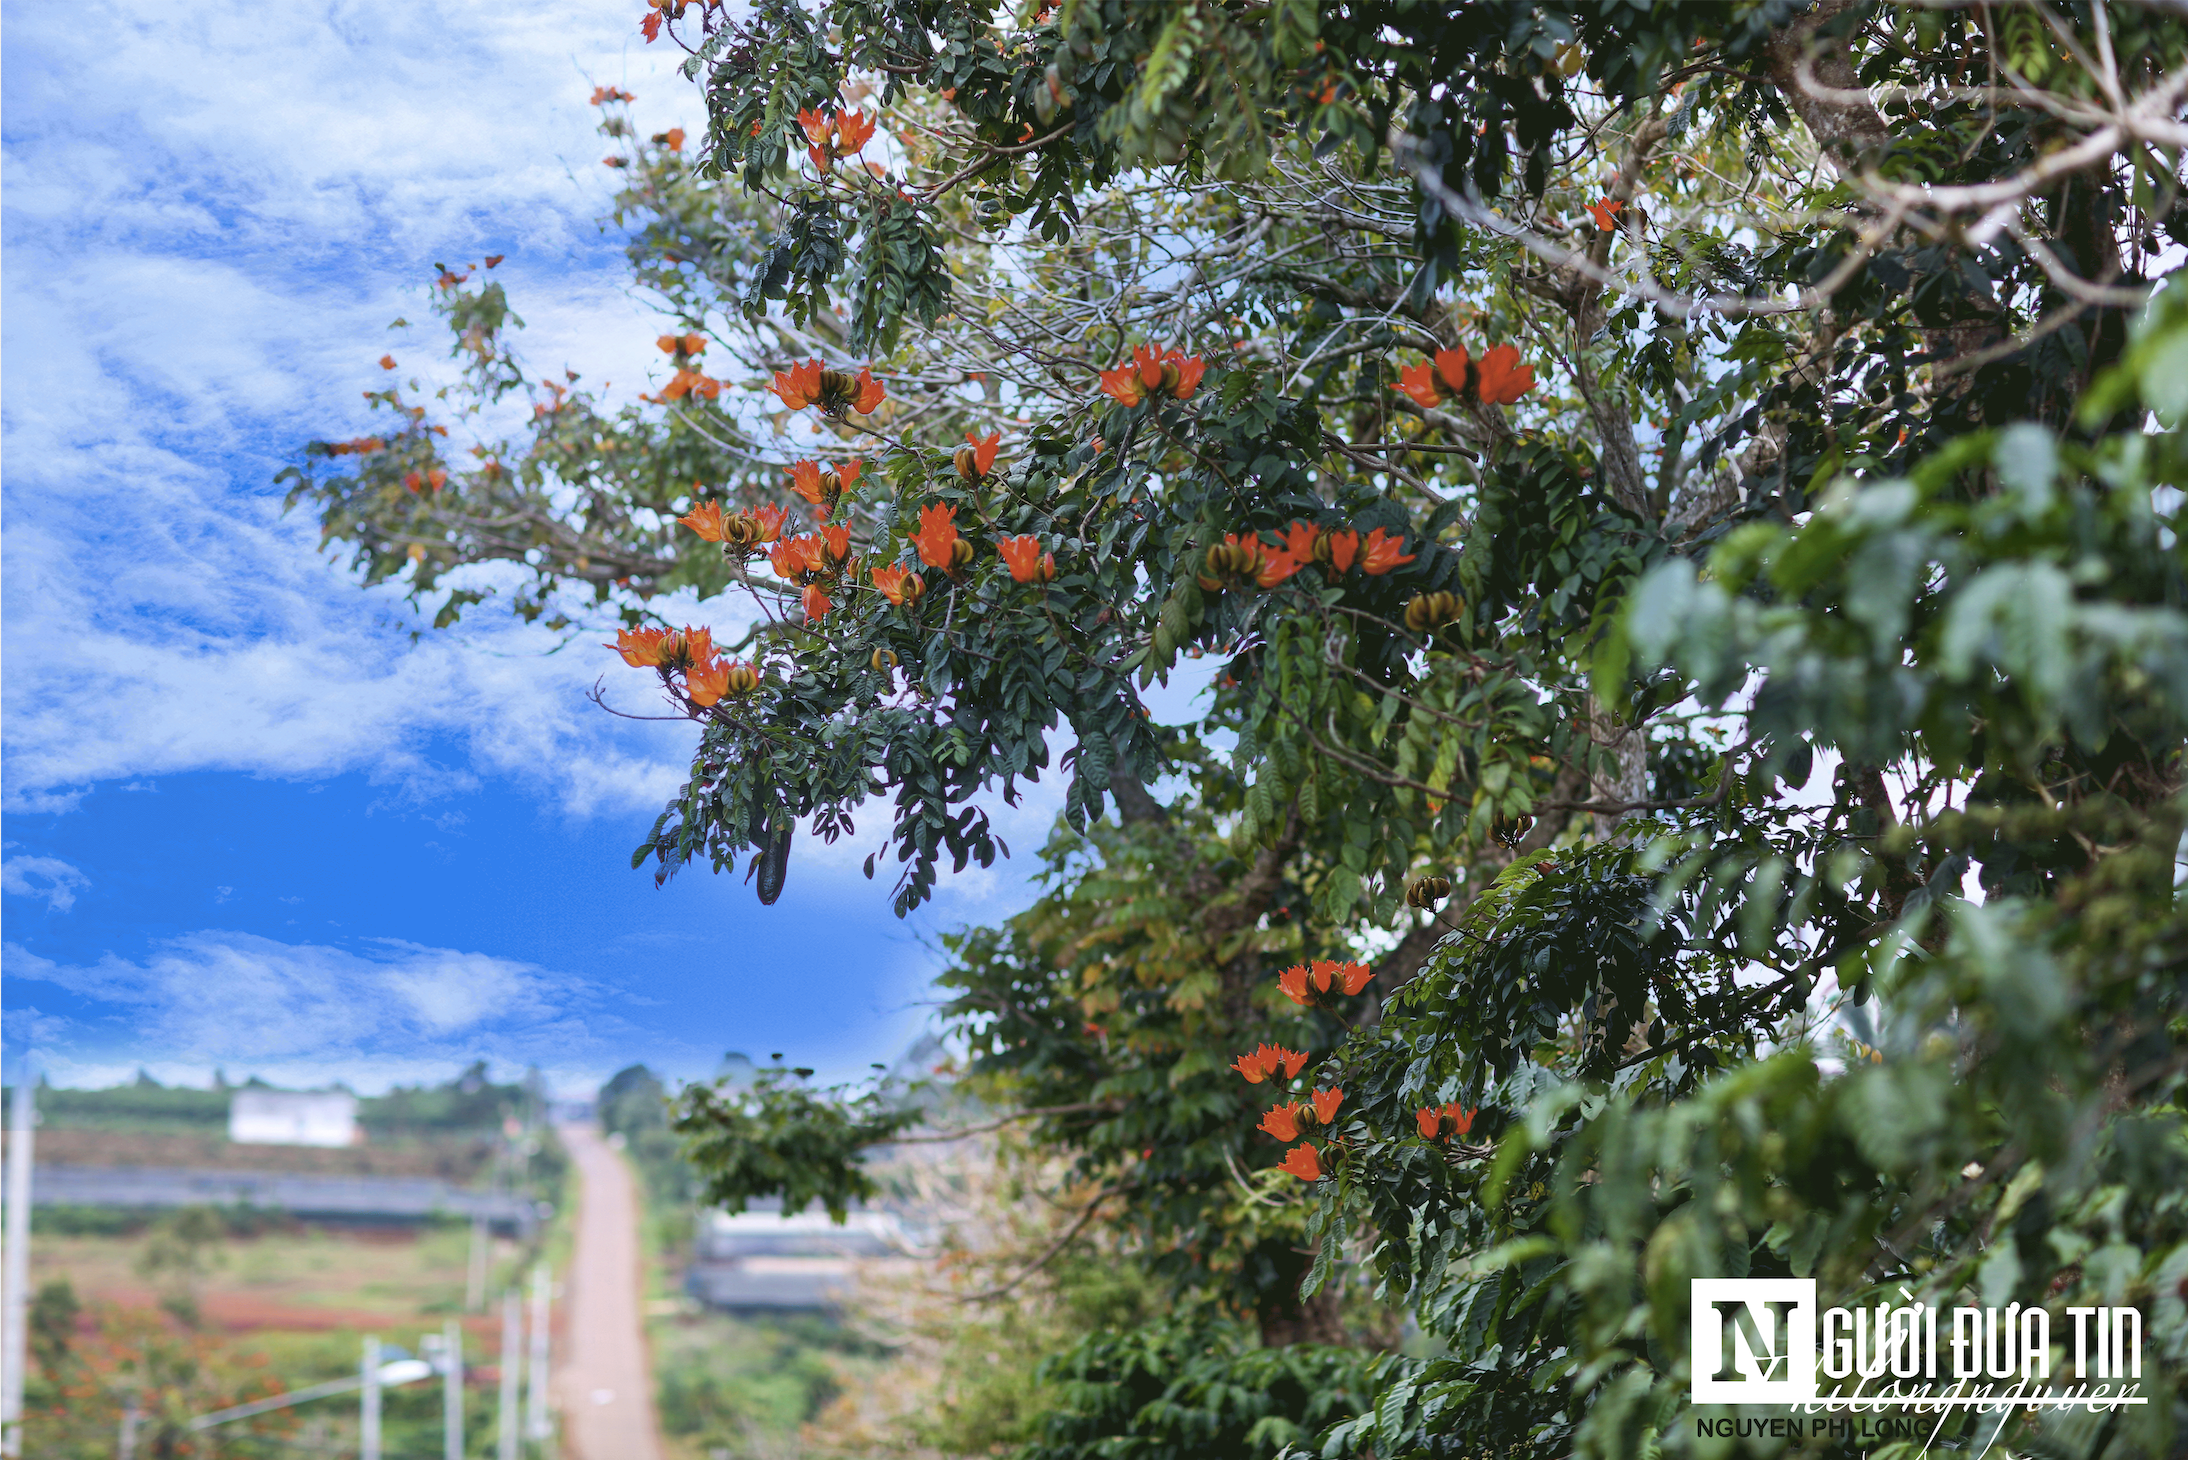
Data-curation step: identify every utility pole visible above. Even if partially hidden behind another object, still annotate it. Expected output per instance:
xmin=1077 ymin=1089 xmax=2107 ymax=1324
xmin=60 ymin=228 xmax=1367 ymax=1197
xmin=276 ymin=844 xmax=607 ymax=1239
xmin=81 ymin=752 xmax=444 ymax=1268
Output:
xmin=465 ymin=1213 xmax=488 ymax=1312
xmin=523 ymin=1264 xmax=550 ymax=1448
xmin=1 ymin=1066 xmax=36 ymax=1459
xmin=360 ymin=1335 xmax=382 ymax=1460
xmin=442 ymin=1318 xmax=463 ymax=1460
xmin=496 ymin=1291 xmax=520 ymax=1460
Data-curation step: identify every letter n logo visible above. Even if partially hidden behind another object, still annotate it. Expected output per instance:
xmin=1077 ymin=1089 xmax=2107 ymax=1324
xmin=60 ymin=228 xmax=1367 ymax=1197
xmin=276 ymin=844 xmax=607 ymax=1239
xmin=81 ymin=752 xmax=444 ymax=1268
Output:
xmin=1691 ymin=1279 xmax=1817 ymax=1403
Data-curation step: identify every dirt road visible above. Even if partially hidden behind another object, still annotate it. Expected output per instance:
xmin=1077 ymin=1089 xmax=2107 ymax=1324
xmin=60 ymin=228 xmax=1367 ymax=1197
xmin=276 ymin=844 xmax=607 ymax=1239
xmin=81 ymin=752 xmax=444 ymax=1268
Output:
xmin=554 ymin=1123 xmax=666 ymax=1460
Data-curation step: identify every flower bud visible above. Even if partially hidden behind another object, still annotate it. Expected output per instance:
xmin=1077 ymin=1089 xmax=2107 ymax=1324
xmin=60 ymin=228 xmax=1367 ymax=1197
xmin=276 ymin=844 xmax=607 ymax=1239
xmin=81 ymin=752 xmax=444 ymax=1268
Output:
xmin=1490 ymin=813 xmax=1535 ymax=848
xmin=950 ymin=537 xmax=976 ymax=569
xmin=871 ymin=648 xmax=898 ymax=673
xmin=724 ymin=663 xmax=761 ymax=695
xmin=1405 ymin=875 xmax=1451 ymax=909
xmin=953 ymin=444 xmax=982 ymax=481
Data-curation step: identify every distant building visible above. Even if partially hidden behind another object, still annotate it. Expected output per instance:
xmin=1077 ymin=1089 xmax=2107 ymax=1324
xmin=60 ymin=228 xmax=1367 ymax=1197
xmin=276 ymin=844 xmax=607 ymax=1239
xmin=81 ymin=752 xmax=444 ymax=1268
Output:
xmin=687 ymin=1207 xmax=913 ymax=1310
xmin=228 ymin=1089 xmax=359 ymax=1148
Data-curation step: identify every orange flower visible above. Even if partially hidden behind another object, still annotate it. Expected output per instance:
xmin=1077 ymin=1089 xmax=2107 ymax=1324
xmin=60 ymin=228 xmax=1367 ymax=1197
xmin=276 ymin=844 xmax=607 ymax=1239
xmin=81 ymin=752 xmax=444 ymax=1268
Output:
xmin=1097 ymin=363 xmax=1147 ymax=407
xmin=1414 ymin=1106 xmax=1442 ymax=1139
xmin=1310 ymin=1088 xmax=1343 ymax=1125
xmin=767 ymin=537 xmax=814 ymax=579
xmin=1280 ymin=521 xmax=1320 ymax=563
xmin=770 ymin=359 xmax=823 ymax=411
xmin=1416 ymin=1103 xmax=1479 ymax=1141
xmin=853 ymin=366 xmax=885 ymax=414
xmin=819 ymin=523 xmax=850 ymax=562
xmin=1276 ymin=965 xmax=1312 ymax=1006
xmin=1169 ymin=353 xmax=1206 ymax=400
xmin=663 ymin=127 xmax=686 ymax=152
xmin=679 ymin=500 xmax=726 ymax=541
xmin=1255 ymin=550 xmax=1301 ymax=589
xmin=1131 ymin=343 xmax=1164 ymax=388
xmin=685 ymin=658 xmax=729 ymax=706
xmin=681 ymin=626 xmax=714 ymax=666
xmin=912 ymin=503 xmax=960 ymax=570
xmin=608 ymin=627 xmax=673 ymax=667
xmin=796 ymin=107 xmax=832 ymax=148
xmin=1444 ymin=1103 xmax=1477 ymax=1136
xmin=1474 ymin=344 xmax=1535 ymax=405
xmin=964 ymin=431 xmax=1001 ymax=477
xmin=802 ymin=584 xmax=833 ymax=620
xmin=379 ymin=354 xmax=396 ymax=370
xmin=1398 ymin=360 xmax=1444 ymax=410
xmin=753 ymin=503 xmax=787 ymax=542
xmin=1258 ymin=1104 xmax=1304 ymax=1143
xmin=1231 ymin=1043 xmax=1309 ymax=1083
xmin=1433 ymin=347 xmax=1471 ymax=395
xmin=426 ymin=468 xmax=447 ymax=491
xmin=871 ymin=562 xmax=918 ymax=606
xmin=1360 ymin=527 xmax=1416 ymax=576
xmin=1324 ymin=529 xmax=1359 ymax=573
xmin=1586 ymin=197 xmax=1623 ymax=231
xmin=786 ymin=460 xmax=829 ymax=506
xmin=835 ymin=109 xmax=875 ymax=154
xmin=1278 ymin=1144 xmax=1324 ymax=1181
xmin=997 ymin=535 xmax=1050 ymax=583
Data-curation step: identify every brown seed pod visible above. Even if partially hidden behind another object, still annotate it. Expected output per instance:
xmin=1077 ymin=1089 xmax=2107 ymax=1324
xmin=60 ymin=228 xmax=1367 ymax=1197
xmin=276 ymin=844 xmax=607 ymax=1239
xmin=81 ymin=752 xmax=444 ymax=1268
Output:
xmin=1405 ymin=875 xmax=1451 ymax=909
xmin=871 ymin=647 xmax=898 ymax=673
xmin=950 ymin=537 xmax=976 ymax=569
xmin=1490 ymin=813 xmax=1536 ymax=848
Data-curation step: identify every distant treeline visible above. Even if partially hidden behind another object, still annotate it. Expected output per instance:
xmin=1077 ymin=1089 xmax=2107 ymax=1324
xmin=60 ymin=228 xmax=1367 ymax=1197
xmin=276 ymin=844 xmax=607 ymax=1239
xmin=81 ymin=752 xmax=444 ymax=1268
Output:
xmin=6 ymin=1061 xmax=547 ymax=1138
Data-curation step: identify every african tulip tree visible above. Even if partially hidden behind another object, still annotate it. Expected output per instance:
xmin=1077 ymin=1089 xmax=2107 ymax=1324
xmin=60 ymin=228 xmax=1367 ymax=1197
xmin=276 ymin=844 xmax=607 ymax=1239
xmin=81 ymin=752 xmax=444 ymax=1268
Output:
xmin=293 ymin=1 xmax=2188 ymax=1453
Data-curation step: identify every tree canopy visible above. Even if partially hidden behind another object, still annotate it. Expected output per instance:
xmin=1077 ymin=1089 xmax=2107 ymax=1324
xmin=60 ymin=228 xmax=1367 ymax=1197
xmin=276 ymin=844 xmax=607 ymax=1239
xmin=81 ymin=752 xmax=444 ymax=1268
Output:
xmin=291 ymin=1 xmax=2188 ymax=1455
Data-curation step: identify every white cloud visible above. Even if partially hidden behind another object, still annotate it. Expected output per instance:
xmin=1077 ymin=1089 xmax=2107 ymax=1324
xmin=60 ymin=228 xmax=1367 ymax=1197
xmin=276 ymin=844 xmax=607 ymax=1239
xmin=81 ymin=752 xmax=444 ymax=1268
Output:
xmin=1 ymin=852 xmax=91 ymax=912
xmin=1 ymin=0 xmax=713 ymax=815
xmin=3 ymin=931 xmax=670 ymax=1094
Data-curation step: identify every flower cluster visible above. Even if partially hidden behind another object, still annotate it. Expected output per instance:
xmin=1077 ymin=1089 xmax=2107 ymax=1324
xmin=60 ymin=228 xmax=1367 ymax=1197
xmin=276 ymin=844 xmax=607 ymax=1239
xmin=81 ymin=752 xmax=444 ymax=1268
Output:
xmin=769 ymin=359 xmax=885 ymax=416
xmin=323 ymin=436 xmax=385 ymax=456
xmin=1397 ymin=343 xmax=1535 ymax=411
xmin=1229 ymin=1043 xmax=1308 ymax=1084
xmin=797 ymin=108 xmax=876 ymax=173
xmin=1257 ymin=1087 xmax=1344 ymax=1144
xmin=997 ymin=535 xmax=1056 ymax=584
xmin=912 ymin=503 xmax=974 ymax=573
xmin=786 ymin=458 xmax=863 ymax=520
xmin=402 ymin=468 xmax=448 ymax=494
xmin=871 ymin=561 xmax=925 ymax=607
xmin=1413 ymin=1102 xmax=1477 ymax=1142
xmin=1197 ymin=520 xmax=1415 ymax=593
xmin=678 ymin=500 xmax=786 ymax=549
xmin=1275 ymin=959 xmax=1373 ymax=1008
xmin=1098 ymin=345 xmax=1206 ymax=407
xmin=607 ymin=626 xmax=759 ymax=707
xmin=954 ymin=431 xmax=1001 ymax=481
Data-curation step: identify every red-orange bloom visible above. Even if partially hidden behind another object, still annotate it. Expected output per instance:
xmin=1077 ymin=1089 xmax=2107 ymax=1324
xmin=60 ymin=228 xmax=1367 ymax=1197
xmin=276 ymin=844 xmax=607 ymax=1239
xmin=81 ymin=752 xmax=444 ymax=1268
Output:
xmin=753 ymin=504 xmax=787 ymax=543
xmin=1398 ymin=359 xmax=1445 ymax=410
xmin=839 ymin=458 xmax=864 ymax=490
xmin=1337 ymin=961 xmax=1372 ymax=995
xmin=608 ymin=627 xmax=673 ymax=667
xmin=802 ymin=584 xmax=833 ymax=620
xmin=1324 ymin=529 xmax=1359 ymax=573
xmin=1231 ymin=1042 xmax=1309 ymax=1084
xmin=1276 ymin=965 xmax=1311 ymax=1005
xmin=1278 ymin=1144 xmax=1324 ymax=1181
xmin=1279 ymin=521 xmax=1320 ymax=563
xmin=1255 ymin=551 xmax=1302 ymax=589
xmin=679 ymin=500 xmax=726 ymax=542
xmin=965 ymin=431 xmax=1001 ymax=477
xmin=1415 ymin=1106 xmax=1442 ymax=1139
xmin=835 ymin=110 xmax=876 ymax=154
xmin=1586 ymin=197 xmax=1624 ymax=231
xmin=997 ymin=535 xmax=1050 ymax=583
xmin=662 ymin=127 xmax=686 ymax=152
xmin=796 ymin=107 xmax=832 ymax=148
xmin=770 ymin=359 xmax=823 ymax=411
xmin=872 ymin=562 xmax=917 ymax=607
xmin=819 ymin=523 xmax=850 ymax=562
xmin=1433 ymin=347 xmax=1471 ymax=395
xmin=768 ymin=536 xmax=819 ymax=580
xmin=787 ymin=460 xmax=829 ymax=506
xmin=1360 ymin=527 xmax=1416 ymax=576
xmin=1416 ymin=1103 xmax=1479 ymax=1141
xmin=1474 ymin=344 xmax=1536 ymax=405
xmin=1097 ymin=364 xmax=1146 ymax=407
xmin=1310 ymin=1088 xmax=1343 ymax=1125
xmin=853 ymin=366 xmax=885 ymax=414
xmin=680 ymin=626 xmax=714 ymax=667
xmin=912 ymin=503 xmax=960 ymax=570
xmin=1258 ymin=1104 xmax=1304 ymax=1143
xmin=685 ymin=658 xmax=729 ymax=706
xmin=1170 ymin=354 xmax=1206 ymax=400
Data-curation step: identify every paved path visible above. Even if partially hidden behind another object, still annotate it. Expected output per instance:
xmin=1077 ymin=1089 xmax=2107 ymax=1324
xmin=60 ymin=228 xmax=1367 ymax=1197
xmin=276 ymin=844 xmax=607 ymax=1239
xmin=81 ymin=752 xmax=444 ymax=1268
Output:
xmin=554 ymin=1124 xmax=665 ymax=1460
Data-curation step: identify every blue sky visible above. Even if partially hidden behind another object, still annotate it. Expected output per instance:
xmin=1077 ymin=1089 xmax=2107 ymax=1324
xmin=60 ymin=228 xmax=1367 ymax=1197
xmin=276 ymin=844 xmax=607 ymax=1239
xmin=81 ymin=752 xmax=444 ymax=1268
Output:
xmin=0 ymin=0 xmax=1104 ymax=1095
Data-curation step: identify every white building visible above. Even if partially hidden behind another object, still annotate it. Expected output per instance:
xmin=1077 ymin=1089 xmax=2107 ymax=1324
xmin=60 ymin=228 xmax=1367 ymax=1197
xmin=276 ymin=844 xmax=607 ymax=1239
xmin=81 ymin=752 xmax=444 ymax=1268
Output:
xmin=687 ymin=1207 xmax=915 ymax=1310
xmin=228 ymin=1089 xmax=359 ymax=1148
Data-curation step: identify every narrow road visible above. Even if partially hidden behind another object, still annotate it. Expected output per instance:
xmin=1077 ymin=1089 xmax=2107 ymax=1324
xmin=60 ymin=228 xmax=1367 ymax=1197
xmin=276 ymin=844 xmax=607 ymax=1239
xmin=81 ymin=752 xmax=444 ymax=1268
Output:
xmin=554 ymin=1123 xmax=665 ymax=1460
